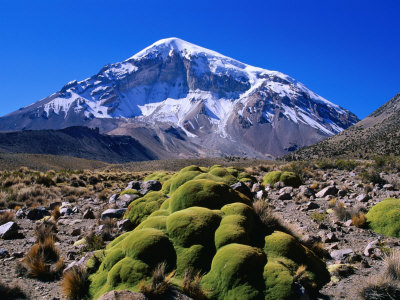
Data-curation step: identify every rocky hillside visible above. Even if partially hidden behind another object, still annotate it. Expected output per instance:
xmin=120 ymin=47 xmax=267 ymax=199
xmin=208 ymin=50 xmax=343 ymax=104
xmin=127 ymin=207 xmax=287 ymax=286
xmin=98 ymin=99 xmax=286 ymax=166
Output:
xmin=0 ymin=38 xmax=359 ymax=158
xmin=288 ymin=92 xmax=400 ymax=160
xmin=0 ymin=126 xmax=156 ymax=163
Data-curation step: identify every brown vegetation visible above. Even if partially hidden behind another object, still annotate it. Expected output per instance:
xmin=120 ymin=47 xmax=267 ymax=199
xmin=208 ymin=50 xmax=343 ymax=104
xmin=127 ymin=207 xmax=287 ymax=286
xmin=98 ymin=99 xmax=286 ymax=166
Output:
xmin=61 ymin=266 xmax=89 ymax=300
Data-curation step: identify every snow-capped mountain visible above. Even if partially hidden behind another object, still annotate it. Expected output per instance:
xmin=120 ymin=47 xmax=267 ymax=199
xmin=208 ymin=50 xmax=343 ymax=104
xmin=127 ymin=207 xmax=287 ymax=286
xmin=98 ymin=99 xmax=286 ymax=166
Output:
xmin=0 ymin=38 xmax=359 ymax=158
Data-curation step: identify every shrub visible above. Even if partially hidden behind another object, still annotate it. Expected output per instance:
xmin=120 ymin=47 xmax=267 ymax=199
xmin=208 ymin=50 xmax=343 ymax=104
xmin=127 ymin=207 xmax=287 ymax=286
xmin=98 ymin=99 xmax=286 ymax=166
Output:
xmin=62 ymin=266 xmax=89 ymax=300
xmin=366 ymin=198 xmax=400 ymax=237
xmin=84 ymin=231 xmax=104 ymax=251
xmin=333 ymin=202 xmax=352 ymax=221
xmin=360 ymin=169 xmax=386 ymax=185
xmin=310 ymin=211 xmax=329 ymax=224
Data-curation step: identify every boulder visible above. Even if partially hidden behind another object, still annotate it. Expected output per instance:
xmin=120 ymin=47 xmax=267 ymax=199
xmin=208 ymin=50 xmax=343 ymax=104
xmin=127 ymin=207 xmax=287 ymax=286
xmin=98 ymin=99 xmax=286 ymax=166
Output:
xmin=251 ymin=182 xmax=263 ymax=193
xmin=278 ymin=192 xmax=292 ymax=200
xmin=0 ymin=248 xmax=10 ymax=258
xmin=323 ymin=232 xmax=338 ymax=243
xmin=140 ymin=180 xmax=162 ymax=195
xmin=316 ymin=186 xmax=338 ymax=198
xmin=0 ymin=221 xmax=18 ymax=239
xmin=305 ymin=202 xmax=320 ymax=210
xmin=364 ymin=239 xmax=380 ymax=257
xmin=125 ymin=181 xmax=141 ymax=191
xmin=116 ymin=194 xmax=141 ymax=208
xmin=101 ymin=208 xmax=127 ymax=220
xmin=230 ymin=181 xmax=253 ymax=199
xmin=26 ymin=207 xmax=50 ymax=220
xmin=108 ymin=194 xmax=118 ymax=204
xmin=117 ymin=219 xmax=134 ymax=231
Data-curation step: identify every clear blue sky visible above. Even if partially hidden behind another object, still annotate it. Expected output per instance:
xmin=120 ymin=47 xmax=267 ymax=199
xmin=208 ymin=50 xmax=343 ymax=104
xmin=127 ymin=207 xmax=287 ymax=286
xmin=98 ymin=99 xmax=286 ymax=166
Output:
xmin=1 ymin=0 xmax=399 ymax=119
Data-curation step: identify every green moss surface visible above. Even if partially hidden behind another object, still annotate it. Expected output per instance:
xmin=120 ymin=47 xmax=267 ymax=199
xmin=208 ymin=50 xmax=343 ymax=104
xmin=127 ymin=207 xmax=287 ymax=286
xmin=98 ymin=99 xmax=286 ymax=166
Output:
xmin=144 ymin=171 xmax=172 ymax=182
xmin=123 ymin=191 xmax=168 ymax=227
xmin=263 ymin=171 xmax=301 ymax=187
xmin=366 ymin=198 xmax=400 ymax=237
xmin=87 ymin=165 xmax=329 ymax=299
xmin=120 ymin=189 xmax=140 ymax=196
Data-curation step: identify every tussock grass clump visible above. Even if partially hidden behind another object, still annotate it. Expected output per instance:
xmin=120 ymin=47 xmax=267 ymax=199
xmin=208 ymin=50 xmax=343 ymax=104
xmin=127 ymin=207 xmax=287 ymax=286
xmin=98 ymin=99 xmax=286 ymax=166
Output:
xmin=51 ymin=206 xmax=61 ymax=221
xmin=359 ymin=276 xmax=400 ymax=300
xmin=333 ymin=201 xmax=352 ymax=221
xmin=35 ymin=220 xmax=57 ymax=243
xmin=139 ymin=262 xmax=176 ymax=299
xmin=84 ymin=231 xmax=104 ymax=251
xmin=0 ymin=281 xmax=27 ymax=300
xmin=0 ymin=210 xmax=15 ymax=225
xmin=383 ymin=250 xmax=400 ymax=281
xmin=352 ymin=212 xmax=367 ymax=228
xmin=253 ymin=200 xmax=300 ymax=238
xmin=61 ymin=266 xmax=89 ymax=300
xmin=24 ymin=236 xmax=64 ymax=280
xmin=181 ymin=270 xmax=207 ymax=300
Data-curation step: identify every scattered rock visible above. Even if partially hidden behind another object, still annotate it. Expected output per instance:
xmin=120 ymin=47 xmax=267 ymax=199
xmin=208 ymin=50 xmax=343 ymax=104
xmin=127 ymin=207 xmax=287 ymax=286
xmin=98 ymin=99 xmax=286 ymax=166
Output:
xmin=125 ymin=181 xmax=141 ymax=191
xmin=101 ymin=208 xmax=127 ymax=220
xmin=108 ymin=194 xmax=118 ymax=204
xmin=356 ymin=194 xmax=370 ymax=202
xmin=364 ymin=239 xmax=380 ymax=257
xmin=0 ymin=248 xmax=10 ymax=258
xmin=330 ymin=248 xmax=354 ymax=261
xmin=83 ymin=208 xmax=95 ymax=219
xmin=15 ymin=209 xmax=25 ymax=219
xmin=251 ymin=182 xmax=263 ymax=193
xmin=27 ymin=207 xmax=50 ymax=220
xmin=383 ymin=184 xmax=394 ymax=191
xmin=117 ymin=219 xmax=134 ymax=231
xmin=98 ymin=290 xmax=147 ymax=300
xmin=140 ymin=180 xmax=162 ymax=195
xmin=255 ymin=190 xmax=267 ymax=200
xmin=305 ymin=202 xmax=320 ymax=210
xmin=0 ymin=221 xmax=19 ymax=239
xmin=231 ymin=181 xmax=253 ymax=199
xmin=323 ymin=232 xmax=338 ymax=243
xmin=278 ymin=192 xmax=292 ymax=200
xmin=316 ymin=186 xmax=338 ymax=198
xmin=70 ymin=228 xmax=81 ymax=236
xmin=116 ymin=194 xmax=140 ymax=208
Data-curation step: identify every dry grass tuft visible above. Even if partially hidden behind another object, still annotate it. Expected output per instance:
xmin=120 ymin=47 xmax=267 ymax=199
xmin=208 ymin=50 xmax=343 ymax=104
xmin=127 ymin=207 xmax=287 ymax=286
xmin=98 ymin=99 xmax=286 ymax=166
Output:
xmin=333 ymin=201 xmax=351 ymax=221
xmin=0 ymin=281 xmax=27 ymax=300
xmin=61 ymin=266 xmax=89 ymax=300
xmin=139 ymin=262 xmax=176 ymax=299
xmin=352 ymin=212 xmax=367 ymax=228
xmin=0 ymin=210 xmax=15 ymax=225
xmin=253 ymin=200 xmax=300 ymax=238
xmin=51 ymin=206 xmax=61 ymax=221
xmin=84 ymin=231 xmax=104 ymax=251
xmin=359 ymin=275 xmax=400 ymax=300
xmin=384 ymin=250 xmax=400 ymax=281
xmin=181 ymin=270 xmax=207 ymax=300
xmin=24 ymin=236 xmax=63 ymax=280
xmin=35 ymin=221 xmax=57 ymax=243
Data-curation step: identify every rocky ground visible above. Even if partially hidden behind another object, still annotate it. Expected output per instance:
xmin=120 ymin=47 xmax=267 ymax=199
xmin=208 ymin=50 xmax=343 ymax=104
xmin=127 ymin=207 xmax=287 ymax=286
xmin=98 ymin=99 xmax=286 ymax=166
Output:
xmin=0 ymin=166 xmax=399 ymax=299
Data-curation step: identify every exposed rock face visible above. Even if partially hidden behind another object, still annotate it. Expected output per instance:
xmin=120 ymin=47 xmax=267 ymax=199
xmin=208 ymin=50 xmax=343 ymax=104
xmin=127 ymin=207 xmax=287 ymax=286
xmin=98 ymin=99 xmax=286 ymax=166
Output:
xmin=0 ymin=38 xmax=358 ymax=158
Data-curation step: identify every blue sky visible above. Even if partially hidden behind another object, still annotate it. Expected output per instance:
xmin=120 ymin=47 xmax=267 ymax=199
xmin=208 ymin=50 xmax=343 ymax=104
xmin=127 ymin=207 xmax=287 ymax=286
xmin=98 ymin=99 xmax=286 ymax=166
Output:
xmin=0 ymin=0 xmax=399 ymax=119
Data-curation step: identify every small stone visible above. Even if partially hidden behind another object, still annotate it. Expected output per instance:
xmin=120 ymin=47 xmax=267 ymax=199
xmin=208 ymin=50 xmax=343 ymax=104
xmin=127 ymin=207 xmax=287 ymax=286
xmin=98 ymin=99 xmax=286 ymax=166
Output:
xmin=251 ymin=183 xmax=263 ymax=193
xmin=101 ymin=208 xmax=127 ymax=220
xmin=316 ymin=186 xmax=338 ymax=198
xmin=330 ymin=248 xmax=354 ymax=260
xmin=345 ymin=219 xmax=353 ymax=227
xmin=12 ymin=251 xmax=24 ymax=258
xmin=324 ymin=232 xmax=338 ymax=243
xmin=60 ymin=207 xmax=74 ymax=216
xmin=255 ymin=190 xmax=267 ymax=200
xmin=305 ymin=202 xmax=320 ymax=210
xmin=278 ymin=192 xmax=292 ymax=200
xmin=117 ymin=219 xmax=134 ymax=231
xmin=70 ymin=228 xmax=81 ymax=236
xmin=15 ymin=209 xmax=25 ymax=219
xmin=0 ymin=221 xmax=19 ymax=239
xmin=356 ymin=194 xmax=370 ymax=202
xmin=27 ymin=207 xmax=50 ymax=220
xmin=230 ymin=182 xmax=253 ymax=199
xmin=108 ymin=194 xmax=118 ymax=204
xmin=364 ymin=239 xmax=379 ymax=257
xmin=83 ymin=208 xmax=96 ymax=219
xmin=0 ymin=248 xmax=10 ymax=258
xmin=383 ymin=184 xmax=394 ymax=191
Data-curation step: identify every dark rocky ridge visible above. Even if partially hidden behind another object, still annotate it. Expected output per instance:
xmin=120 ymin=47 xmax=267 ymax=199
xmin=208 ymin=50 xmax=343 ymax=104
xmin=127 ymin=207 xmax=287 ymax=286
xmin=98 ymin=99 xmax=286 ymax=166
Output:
xmin=0 ymin=126 xmax=156 ymax=163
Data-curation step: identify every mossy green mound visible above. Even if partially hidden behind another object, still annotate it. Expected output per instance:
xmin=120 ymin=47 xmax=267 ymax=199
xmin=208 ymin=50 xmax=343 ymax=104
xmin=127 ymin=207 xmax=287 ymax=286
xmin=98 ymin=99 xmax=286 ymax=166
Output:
xmin=120 ymin=189 xmax=140 ymax=196
xmin=169 ymin=179 xmax=251 ymax=212
xmin=263 ymin=171 xmax=302 ymax=188
xmin=264 ymin=231 xmax=330 ymax=299
xmin=144 ymin=171 xmax=172 ymax=182
xmin=366 ymin=198 xmax=400 ymax=237
xmin=123 ymin=191 xmax=168 ymax=227
xmin=88 ymin=166 xmax=329 ymax=299
xmin=202 ymin=243 xmax=266 ymax=300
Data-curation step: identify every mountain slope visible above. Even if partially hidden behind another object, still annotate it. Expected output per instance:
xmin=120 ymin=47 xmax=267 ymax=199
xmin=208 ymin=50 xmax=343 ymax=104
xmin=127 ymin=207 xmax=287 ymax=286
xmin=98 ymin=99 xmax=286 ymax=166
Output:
xmin=0 ymin=38 xmax=359 ymax=158
xmin=0 ymin=126 xmax=156 ymax=163
xmin=287 ymin=93 xmax=400 ymax=159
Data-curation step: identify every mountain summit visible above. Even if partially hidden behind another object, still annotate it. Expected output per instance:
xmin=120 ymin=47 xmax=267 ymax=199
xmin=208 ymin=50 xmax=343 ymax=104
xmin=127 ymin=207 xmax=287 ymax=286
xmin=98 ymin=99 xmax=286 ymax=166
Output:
xmin=0 ymin=38 xmax=359 ymax=158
